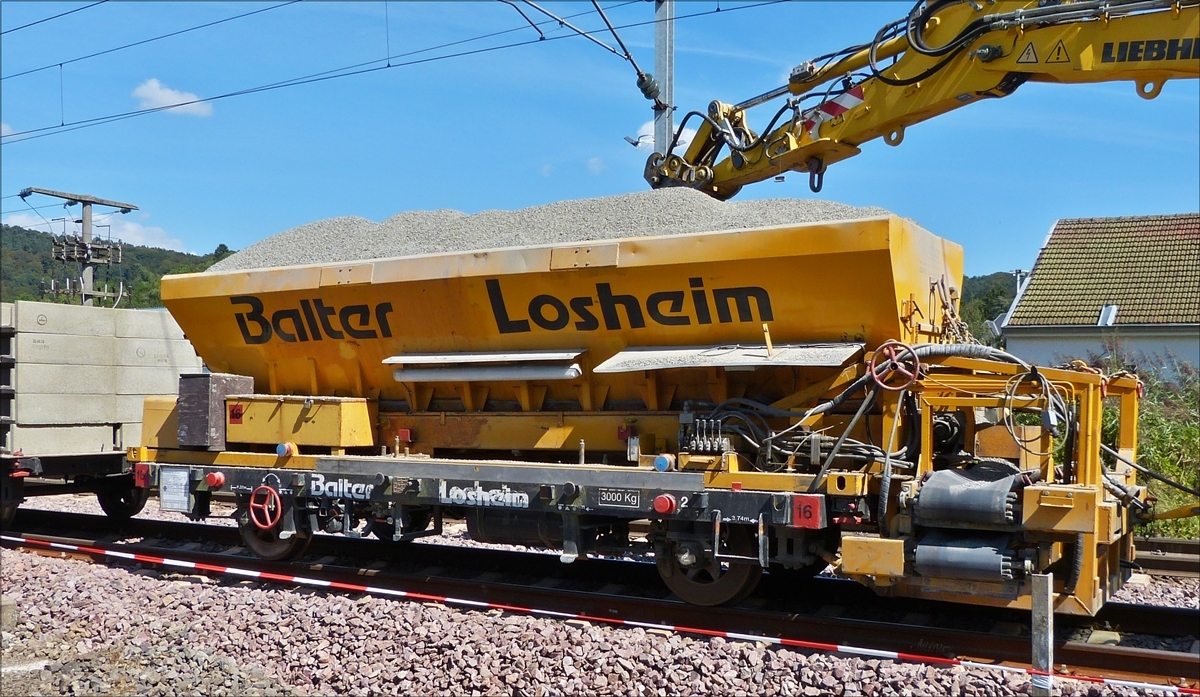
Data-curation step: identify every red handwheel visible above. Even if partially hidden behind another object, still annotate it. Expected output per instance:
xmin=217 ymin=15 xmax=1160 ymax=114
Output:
xmin=248 ymin=485 xmax=283 ymax=530
xmin=868 ymin=340 xmax=920 ymax=391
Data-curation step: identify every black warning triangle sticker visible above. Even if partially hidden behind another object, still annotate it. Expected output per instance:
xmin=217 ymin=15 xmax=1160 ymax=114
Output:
xmin=1016 ymin=42 xmax=1039 ymax=64
xmin=1046 ymin=39 xmax=1071 ymax=63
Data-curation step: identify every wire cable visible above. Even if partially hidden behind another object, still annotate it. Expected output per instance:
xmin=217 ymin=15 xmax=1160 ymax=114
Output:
xmin=18 ymin=197 xmax=55 ymax=230
xmin=0 ymin=203 xmax=69 ymax=216
xmin=2 ymin=1 xmax=779 ymax=143
xmin=2 ymin=2 xmax=300 ymax=82
xmin=5 ymin=1 xmax=639 ymax=141
xmin=807 ymin=385 xmax=880 ymax=493
xmin=1 ymin=1 xmax=108 ymax=36
xmin=1101 ymin=444 xmax=1200 ymax=498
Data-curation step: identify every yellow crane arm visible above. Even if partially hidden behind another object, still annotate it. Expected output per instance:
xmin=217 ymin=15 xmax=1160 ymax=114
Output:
xmin=1140 ymin=502 xmax=1200 ymax=521
xmin=645 ymin=0 xmax=1200 ymax=199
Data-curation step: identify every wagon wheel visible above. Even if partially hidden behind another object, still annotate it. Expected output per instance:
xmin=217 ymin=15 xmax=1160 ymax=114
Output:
xmin=238 ymin=488 xmax=311 ymax=561
xmin=96 ymin=483 xmax=150 ymax=520
xmin=239 ymin=519 xmax=311 ymax=561
xmin=372 ymin=507 xmax=433 ymax=542
xmin=656 ymin=524 xmax=762 ymax=607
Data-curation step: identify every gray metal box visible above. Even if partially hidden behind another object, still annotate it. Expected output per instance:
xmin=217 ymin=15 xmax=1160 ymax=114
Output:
xmin=177 ymin=373 xmax=253 ymax=450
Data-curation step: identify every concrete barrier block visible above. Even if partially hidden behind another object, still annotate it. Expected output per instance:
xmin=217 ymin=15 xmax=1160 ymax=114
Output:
xmin=114 ymin=308 xmax=187 ymax=340
xmin=115 ymin=338 xmax=202 ymax=369
xmin=14 ymin=394 xmax=147 ymax=425
xmin=1 ymin=302 xmax=12 ymax=328
xmin=15 ymin=334 xmax=117 ymax=366
xmin=14 ymin=334 xmax=202 ymax=372
xmin=15 ymin=300 xmax=115 ymax=336
xmin=121 ymin=422 xmax=142 ymax=450
xmin=8 ymin=424 xmax=117 ymax=455
xmin=16 ymin=364 xmax=185 ymax=395
xmin=15 ymin=364 xmax=118 ymax=395
xmin=116 ymin=366 xmax=184 ymax=395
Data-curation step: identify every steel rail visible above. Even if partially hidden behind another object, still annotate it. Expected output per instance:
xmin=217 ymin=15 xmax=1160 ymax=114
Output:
xmin=1138 ymin=539 xmax=1200 ymax=556
xmin=1135 ymin=538 xmax=1200 ymax=578
xmin=3 ymin=510 xmax=1197 ymax=691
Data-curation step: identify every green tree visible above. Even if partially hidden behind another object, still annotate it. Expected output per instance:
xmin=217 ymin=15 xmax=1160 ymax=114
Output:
xmin=960 ymin=272 xmax=1018 ymax=345
xmin=1 ymin=224 xmax=235 ymax=308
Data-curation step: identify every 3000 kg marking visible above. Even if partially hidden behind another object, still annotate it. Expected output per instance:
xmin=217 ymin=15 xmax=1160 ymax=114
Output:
xmin=598 ymin=488 xmax=641 ymax=509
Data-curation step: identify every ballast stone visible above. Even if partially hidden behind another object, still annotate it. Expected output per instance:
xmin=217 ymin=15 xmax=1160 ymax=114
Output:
xmin=209 ymin=188 xmax=891 ymax=272
xmin=0 ymin=594 xmax=17 ymax=630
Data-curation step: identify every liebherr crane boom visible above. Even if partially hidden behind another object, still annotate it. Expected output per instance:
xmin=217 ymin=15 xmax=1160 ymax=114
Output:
xmin=645 ymin=0 xmax=1200 ymax=199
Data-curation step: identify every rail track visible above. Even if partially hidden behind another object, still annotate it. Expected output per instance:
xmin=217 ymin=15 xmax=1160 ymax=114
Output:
xmin=4 ymin=509 xmax=1198 ymax=692
xmin=1136 ymin=537 xmax=1200 ymax=579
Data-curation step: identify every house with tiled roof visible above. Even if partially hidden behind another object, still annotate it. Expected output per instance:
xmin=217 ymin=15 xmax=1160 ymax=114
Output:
xmin=1000 ymin=213 xmax=1200 ymax=371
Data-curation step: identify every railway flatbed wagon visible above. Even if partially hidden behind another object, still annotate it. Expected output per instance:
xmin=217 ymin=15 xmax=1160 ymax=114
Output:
xmin=1 ymin=301 xmax=204 ymax=527
xmin=130 ymin=215 xmax=1155 ymax=614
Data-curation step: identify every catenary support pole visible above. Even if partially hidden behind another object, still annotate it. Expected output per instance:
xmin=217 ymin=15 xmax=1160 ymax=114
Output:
xmin=1031 ymin=572 xmax=1054 ymax=697
xmin=81 ymin=201 xmax=93 ymax=306
xmin=16 ymin=187 xmax=136 ymax=306
xmin=653 ymin=0 xmax=674 ymax=154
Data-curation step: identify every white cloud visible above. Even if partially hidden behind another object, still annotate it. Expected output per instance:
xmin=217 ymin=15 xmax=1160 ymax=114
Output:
xmin=0 ymin=123 xmax=12 ymax=136
xmin=636 ymin=120 xmax=695 ymax=151
xmin=2 ymin=213 xmax=56 ymax=232
xmin=2 ymin=212 xmax=189 ymax=253
xmin=107 ymin=217 xmax=189 ymax=252
xmin=587 ymin=157 xmax=605 ymax=174
xmin=540 ymin=164 xmax=554 ymax=177
xmin=132 ymin=78 xmax=212 ymax=116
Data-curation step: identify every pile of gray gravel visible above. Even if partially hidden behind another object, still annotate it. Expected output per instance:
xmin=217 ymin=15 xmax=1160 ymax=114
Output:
xmin=208 ymin=188 xmax=890 ymax=272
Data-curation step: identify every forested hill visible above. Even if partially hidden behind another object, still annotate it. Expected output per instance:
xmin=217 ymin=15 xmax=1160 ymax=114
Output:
xmin=1 ymin=224 xmax=232 ymax=308
xmin=961 ymin=271 xmax=1019 ymax=343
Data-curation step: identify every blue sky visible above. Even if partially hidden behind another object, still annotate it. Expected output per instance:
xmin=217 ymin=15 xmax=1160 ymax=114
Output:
xmin=2 ymin=1 xmax=1197 ymax=276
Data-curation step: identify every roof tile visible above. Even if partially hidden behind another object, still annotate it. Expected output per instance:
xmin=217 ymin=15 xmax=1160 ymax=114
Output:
xmin=1007 ymin=213 xmax=1200 ymax=326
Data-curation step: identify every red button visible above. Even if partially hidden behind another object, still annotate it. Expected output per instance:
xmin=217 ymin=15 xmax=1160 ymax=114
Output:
xmin=653 ymin=494 xmax=676 ymax=515
xmin=205 ymin=472 xmax=226 ymax=489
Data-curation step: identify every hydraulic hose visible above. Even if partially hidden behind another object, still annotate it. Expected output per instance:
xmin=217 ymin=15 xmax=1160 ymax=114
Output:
xmin=910 ymin=342 xmax=1029 ymax=368
xmin=1101 ymin=444 xmax=1200 ymax=498
xmin=712 ymin=374 xmax=873 ymax=423
xmin=877 ymin=389 xmax=908 ymax=536
xmin=808 ymin=385 xmax=880 ymax=493
xmin=1066 ymin=532 xmax=1085 ymax=595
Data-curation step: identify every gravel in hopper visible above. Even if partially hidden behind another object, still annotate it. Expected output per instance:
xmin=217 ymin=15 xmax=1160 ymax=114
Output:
xmin=208 ymin=188 xmax=891 ymax=272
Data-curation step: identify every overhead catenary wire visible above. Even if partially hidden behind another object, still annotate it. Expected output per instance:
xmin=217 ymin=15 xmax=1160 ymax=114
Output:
xmin=2 ymin=1 xmax=301 ymax=82
xmin=19 ymin=196 xmax=56 ymax=230
xmin=1 ymin=0 xmax=108 ymax=35
xmin=587 ymin=0 xmax=664 ymax=108
xmin=383 ymin=0 xmax=392 ymax=66
xmin=0 ymin=203 xmax=70 ymax=216
xmin=1 ymin=1 xmax=780 ymax=144
xmin=499 ymin=0 xmax=546 ymax=40
xmin=3 ymin=1 xmax=638 ymax=142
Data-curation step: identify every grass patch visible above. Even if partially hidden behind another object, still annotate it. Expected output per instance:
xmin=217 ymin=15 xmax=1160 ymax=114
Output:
xmin=1097 ymin=352 xmax=1199 ymax=539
